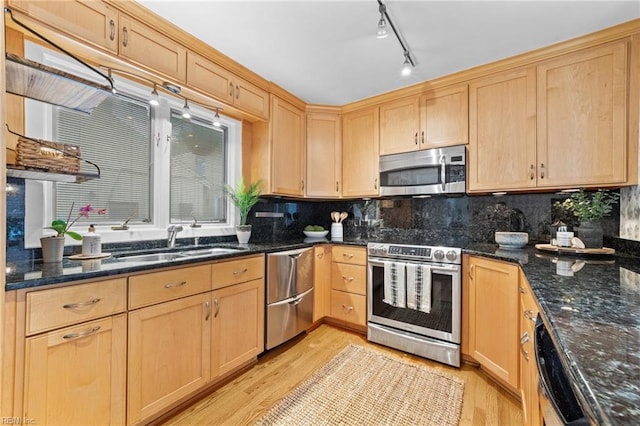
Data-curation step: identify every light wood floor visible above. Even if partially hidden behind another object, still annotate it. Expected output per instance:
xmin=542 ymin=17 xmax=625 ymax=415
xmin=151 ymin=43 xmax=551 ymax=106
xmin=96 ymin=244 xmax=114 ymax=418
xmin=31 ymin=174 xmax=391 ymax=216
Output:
xmin=160 ymin=324 xmax=523 ymax=425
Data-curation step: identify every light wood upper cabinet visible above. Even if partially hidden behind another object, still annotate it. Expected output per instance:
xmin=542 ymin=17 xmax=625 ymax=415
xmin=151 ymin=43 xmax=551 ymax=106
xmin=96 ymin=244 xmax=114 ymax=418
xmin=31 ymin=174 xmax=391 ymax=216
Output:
xmin=127 ymin=293 xmax=211 ymax=425
xmin=306 ymin=111 xmax=342 ymax=198
xmin=8 ymin=0 xmax=118 ymax=53
xmin=23 ymin=315 xmax=126 ymax=426
xmin=186 ymin=52 xmax=269 ymax=120
xmin=466 ymin=255 xmax=520 ymax=392
xmin=468 ymin=68 xmax=537 ymax=192
xmin=421 ymin=85 xmax=469 ymax=149
xmin=211 ymin=278 xmax=264 ymax=378
xmin=537 ymin=40 xmax=628 ymax=187
xmin=342 ymin=106 xmax=380 ymax=197
xmin=379 ymin=96 xmax=420 ymax=155
xmin=270 ymin=96 xmax=306 ymax=196
xmin=118 ymin=14 xmax=186 ymax=82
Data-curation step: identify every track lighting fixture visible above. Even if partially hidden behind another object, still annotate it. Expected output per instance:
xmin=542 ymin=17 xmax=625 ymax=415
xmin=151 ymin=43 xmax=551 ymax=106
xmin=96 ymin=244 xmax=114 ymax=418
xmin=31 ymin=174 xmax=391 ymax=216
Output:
xmin=149 ymin=83 xmax=160 ymax=106
xmin=376 ymin=0 xmax=416 ymax=77
xmin=181 ymin=100 xmax=191 ymax=119
xmin=213 ymin=109 xmax=221 ymax=127
xmin=376 ymin=3 xmax=388 ymax=39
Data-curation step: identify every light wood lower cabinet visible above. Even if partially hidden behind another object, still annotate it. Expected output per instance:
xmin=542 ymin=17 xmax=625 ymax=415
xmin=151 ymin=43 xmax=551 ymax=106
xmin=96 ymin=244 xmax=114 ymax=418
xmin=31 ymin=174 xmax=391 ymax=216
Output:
xmin=211 ymin=279 xmax=264 ymax=377
xmin=313 ymin=245 xmax=332 ymax=322
xmin=329 ymin=246 xmax=367 ymax=328
xmin=519 ymin=273 xmax=542 ymax=426
xmin=127 ymin=292 xmax=211 ymax=425
xmin=23 ymin=314 xmax=126 ymax=425
xmin=465 ymin=255 xmax=520 ymax=391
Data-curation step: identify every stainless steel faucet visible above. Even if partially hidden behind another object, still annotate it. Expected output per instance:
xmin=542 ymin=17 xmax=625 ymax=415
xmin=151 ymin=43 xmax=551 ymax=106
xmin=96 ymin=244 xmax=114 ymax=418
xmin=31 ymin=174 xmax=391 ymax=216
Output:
xmin=167 ymin=225 xmax=184 ymax=248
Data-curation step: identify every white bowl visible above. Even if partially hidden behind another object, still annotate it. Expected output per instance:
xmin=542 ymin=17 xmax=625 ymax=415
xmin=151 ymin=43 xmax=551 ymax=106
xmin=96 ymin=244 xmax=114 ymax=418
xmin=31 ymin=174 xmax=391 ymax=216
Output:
xmin=303 ymin=230 xmax=328 ymax=238
xmin=495 ymin=232 xmax=529 ymax=249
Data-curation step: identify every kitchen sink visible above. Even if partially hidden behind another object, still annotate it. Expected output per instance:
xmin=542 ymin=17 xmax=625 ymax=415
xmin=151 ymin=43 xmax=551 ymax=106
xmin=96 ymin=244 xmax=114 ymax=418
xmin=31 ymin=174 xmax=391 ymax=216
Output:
xmin=116 ymin=247 xmax=245 ymax=263
xmin=116 ymin=252 xmax=189 ymax=263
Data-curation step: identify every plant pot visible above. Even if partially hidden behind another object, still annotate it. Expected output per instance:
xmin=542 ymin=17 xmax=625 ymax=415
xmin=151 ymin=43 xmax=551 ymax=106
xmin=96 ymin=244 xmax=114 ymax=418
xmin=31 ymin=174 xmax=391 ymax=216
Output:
xmin=40 ymin=236 xmax=65 ymax=263
xmin=574 ymin=221 xmax=604 ymax=248
xmin=236 ymin=224 xmax=252 ymax=244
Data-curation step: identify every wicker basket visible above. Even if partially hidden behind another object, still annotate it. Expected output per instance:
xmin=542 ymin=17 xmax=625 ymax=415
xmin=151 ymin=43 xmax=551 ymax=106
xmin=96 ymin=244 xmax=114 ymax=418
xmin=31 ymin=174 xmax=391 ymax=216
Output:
xmin=16 ymin=136 xmax=81 ymax=174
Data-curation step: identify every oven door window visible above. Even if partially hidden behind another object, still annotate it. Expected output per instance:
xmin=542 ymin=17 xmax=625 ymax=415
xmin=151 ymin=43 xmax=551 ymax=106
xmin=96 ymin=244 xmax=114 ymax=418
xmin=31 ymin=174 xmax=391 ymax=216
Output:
xmin=369 ymin=261 xmax=460 ymax=342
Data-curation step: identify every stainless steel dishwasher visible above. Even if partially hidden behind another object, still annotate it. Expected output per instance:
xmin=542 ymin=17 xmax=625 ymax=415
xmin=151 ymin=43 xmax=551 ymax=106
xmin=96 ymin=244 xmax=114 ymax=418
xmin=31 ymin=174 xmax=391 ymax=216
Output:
xmin=265 ymin=247 xmax=314 ymax=349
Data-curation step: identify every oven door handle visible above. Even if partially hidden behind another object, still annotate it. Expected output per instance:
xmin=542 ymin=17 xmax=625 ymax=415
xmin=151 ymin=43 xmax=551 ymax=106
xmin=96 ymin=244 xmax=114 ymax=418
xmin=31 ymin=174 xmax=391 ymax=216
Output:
xmin=368 ymin=258 xmax=460 ymax=273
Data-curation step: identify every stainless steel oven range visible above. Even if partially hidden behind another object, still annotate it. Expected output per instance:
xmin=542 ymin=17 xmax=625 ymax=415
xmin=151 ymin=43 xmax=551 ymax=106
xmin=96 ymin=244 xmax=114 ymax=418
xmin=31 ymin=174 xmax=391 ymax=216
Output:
xmin=367 ymin=243 xmax=462 ymax=367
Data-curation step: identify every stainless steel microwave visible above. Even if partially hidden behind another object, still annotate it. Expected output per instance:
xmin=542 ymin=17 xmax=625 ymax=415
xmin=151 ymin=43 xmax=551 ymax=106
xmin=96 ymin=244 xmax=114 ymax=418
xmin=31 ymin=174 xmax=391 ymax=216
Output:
xmin=379 ymin=145 xmax=466 ymax=196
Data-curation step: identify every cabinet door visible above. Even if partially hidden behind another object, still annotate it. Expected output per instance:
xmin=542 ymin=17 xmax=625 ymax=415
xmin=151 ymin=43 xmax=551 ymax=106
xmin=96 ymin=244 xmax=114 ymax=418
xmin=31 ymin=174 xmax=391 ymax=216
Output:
xmin=468 ymin=68 xmax=537 ymax=192
xmin=234 ymin=77 xmax=269 ymax=120
xmin=379 ymin=96 xmax=420 ymax=155
xmin=127 ymin=293 xmax=211 ymax=425
xmin=306 ymin=112 xmax=342 ymax=197
xmin=313 ymin=245 xmax=331 ymax=322
xmin=211 ymin=279 xmax=264 ymax=378
xmin=186 ymin=51 xmax=235 ymax=103
xmin=119 ymin=15 xmax=186 ymax=82
xmin=8 ymin=0 xmax=118 ymax=52
xmin=421 ymin=85 xmax=469 ymax=149
xmin=342 ymin=107 xmax=380 ymax=197
xmin=537 ymin=40 xmax=628 ymax=187
xmin=520 ymin=276 xmax=541 ymax=426
xmin=23 ymin=315 xmax=126 ymax=425
xmin=467 ymin=256 xmax=520 ymax=390
xmin=270 ymin=96 xmax=305 ymax=196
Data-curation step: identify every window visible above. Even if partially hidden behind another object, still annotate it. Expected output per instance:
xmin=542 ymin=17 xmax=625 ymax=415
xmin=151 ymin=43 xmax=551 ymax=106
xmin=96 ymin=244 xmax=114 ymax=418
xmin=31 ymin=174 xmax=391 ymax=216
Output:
xmin=170 ymin=113 xmax=227 ymax=223
xmin=24 ymin=43 xmax=242 ymax=248
xmin=54 ymin=95 xmax=151 ymax=225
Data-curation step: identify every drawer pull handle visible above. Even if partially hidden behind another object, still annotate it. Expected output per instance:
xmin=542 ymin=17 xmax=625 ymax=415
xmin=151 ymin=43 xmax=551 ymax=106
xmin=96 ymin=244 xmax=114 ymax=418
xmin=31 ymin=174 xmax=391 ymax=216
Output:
xmin=205 ymin=301 xmax=211 ymax=321
xmin=414 ymin=132 xmax=418 ymax=145
xmin=520 ymin=331 xmax=529 ymax=360
xmin=341 ymin=304 xmax=353 ymax=312
xmin=214 ymin=298 xmax=220 ymax=318
xmin=519 ymin=287 xmax=526 ymax=294
xmin=122 ymin=26 xmax=128 ymax=47
xmin=164 ymin=281 xmax=187 ymax=289
xmin=524 ymin=309 xmax=536 ymax=322
xmin=540 ymin=163 xmax=545 ymax=179
xmin=63 ymin=298 xmax=101 ymax=309
xmin=317 ymin=253 xmax=324 ymax=259
xmin=530 ymin=164 xmax=535 ymax=180
xmin=109 ymin=19 xmax=115 ymax=41
xmin=236 ymin=85 xmax=240 ymax=99
xmin=342 ymin=276 xmax=354 ymax=282
xmin=233 ymin=268 xmax=249 ymax=276
xmin=63 ymin=326 xmax=101 ymax=340
xmin=229 ymin=82 xmax=234 ymax=97
xmin=421 ymin=131 xmax=425 ymax=144
xmin=342 ymin=253 xmax=354 ymax=259
xmin=468 ymin=264 xmax=474 ymax=280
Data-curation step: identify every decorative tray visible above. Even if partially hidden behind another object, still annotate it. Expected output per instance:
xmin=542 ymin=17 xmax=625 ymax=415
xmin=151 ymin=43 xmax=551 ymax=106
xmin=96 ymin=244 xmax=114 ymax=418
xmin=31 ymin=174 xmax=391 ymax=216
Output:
xmin=534 ymin=244 xmax=615 ymax=255
xmin=68 ymin=253 xmax=111 ymax=260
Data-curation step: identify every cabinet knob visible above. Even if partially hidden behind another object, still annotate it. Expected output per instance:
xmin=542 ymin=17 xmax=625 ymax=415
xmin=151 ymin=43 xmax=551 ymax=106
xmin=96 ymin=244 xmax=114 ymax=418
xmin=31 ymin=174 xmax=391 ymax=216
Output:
xmin=341 ymin=304 xmax=354 ymax=312
xmin=342 ymin=275 xmax=354 ymax=282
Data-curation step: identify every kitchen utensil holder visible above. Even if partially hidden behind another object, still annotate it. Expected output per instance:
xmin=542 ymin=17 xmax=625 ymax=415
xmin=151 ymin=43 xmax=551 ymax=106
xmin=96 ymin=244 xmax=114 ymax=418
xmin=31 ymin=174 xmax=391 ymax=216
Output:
xmin=331 ymin=223 xmax=343 ymax=241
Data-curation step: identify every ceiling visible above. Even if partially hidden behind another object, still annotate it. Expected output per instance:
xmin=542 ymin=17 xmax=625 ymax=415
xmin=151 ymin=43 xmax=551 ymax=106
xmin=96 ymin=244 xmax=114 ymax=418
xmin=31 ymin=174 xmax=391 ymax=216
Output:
xmin=138 ymin=1 xmax=640 ymax=106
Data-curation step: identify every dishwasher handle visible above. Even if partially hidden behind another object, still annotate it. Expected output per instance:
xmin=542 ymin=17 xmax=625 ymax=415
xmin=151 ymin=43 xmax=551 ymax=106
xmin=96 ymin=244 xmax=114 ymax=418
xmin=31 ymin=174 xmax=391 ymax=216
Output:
xmin=269 ymin=287 xmax=313 ymax=307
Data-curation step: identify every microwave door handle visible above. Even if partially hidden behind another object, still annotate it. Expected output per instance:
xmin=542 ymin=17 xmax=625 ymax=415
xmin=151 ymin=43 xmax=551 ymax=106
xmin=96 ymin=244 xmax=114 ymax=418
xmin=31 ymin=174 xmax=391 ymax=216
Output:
xmin=440 ymin=155 xmax=446 ymax=191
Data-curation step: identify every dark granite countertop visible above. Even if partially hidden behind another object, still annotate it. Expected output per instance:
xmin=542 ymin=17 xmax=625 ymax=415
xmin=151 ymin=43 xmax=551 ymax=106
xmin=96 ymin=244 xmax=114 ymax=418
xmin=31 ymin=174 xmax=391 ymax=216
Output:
xmin=5 ymin=237 xmax=639 ymax=425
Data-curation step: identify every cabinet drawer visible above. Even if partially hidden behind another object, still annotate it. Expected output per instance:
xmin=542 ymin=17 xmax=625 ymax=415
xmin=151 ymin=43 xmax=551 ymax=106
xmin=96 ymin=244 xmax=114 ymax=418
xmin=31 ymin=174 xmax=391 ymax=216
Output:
xmin=26 ymin=278 xmax=126 ymax=335
xmin=331 ymin=246 xmax=366 ymax=266
xmin=129 ymin=265 xmax=211 ymax=309
xmin=211 ymin=255 xmax=264 ymax=290
xmin=331 ymin=263 xmax=366 ymax=295
xmin=330 ymin=290 xmax=366 ymax=327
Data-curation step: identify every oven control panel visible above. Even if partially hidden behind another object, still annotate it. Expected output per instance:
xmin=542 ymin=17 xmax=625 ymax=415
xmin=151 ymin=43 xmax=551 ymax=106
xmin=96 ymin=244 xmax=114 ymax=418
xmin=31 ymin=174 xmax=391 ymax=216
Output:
xmin=367 ymin=243 xmax=461 ymax=264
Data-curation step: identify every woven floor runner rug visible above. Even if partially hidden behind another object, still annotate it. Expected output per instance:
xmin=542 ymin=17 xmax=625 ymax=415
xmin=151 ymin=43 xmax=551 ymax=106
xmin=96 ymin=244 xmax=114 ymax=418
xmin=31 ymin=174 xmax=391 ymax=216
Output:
xmin=255 ymin=344 xmax=464 ymax=425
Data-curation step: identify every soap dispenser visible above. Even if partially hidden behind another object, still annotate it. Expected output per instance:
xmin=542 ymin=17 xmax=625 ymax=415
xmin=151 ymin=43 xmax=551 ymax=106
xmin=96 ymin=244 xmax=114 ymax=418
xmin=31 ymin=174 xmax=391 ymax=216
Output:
xmin=82 ymin=224 xmax=102 ymax=256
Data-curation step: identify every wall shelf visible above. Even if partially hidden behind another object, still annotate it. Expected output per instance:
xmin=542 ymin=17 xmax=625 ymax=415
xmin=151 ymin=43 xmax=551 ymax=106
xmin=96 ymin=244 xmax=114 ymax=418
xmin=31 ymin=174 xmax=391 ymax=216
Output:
xmin=6 ymin=165 xmax=100 ymax=183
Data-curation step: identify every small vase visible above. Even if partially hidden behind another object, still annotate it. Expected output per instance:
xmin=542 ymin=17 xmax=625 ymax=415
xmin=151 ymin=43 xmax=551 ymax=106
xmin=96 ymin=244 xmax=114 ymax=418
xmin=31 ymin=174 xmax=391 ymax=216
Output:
xmin=236 ymin=224 xmax=252 ymax=244
xmin=574 ymin=221 xmax=603 ymax=248
xmin=40 ymin=236 xmax=65 ymax=263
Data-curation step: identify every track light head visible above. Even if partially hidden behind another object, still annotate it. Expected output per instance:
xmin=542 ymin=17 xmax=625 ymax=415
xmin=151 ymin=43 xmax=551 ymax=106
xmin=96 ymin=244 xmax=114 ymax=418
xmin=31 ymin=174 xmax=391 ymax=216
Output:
xmin=149 ymin=84 xmax=160 ymax=106
xmin=376 ymin=4 xmax=388 ymax=39
xmin=401 ymin=52 xmax=412 ymax=76
xmin=182 ymin=100 xmax=191 ymax=119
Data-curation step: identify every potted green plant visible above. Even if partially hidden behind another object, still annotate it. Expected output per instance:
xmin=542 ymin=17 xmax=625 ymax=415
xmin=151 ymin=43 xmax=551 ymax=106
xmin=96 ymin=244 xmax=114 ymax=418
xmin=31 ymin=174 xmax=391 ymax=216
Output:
xmin=555 ymin=189 xmax=619 ymax=248
xmin=41 ymin=203 xmax=106 ymax=262
xmin=224 ymin=177 xmax=262 ymax=243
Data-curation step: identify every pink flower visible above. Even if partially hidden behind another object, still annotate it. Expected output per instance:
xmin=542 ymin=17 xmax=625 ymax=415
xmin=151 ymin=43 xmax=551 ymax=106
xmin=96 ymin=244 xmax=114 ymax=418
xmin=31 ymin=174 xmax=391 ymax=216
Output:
xmin=98 ymin=208 xmax=107 ymax=215
xmin=79 ymin=204 xmax=94 ymax=217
